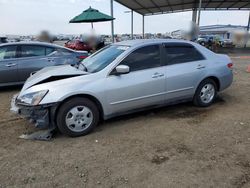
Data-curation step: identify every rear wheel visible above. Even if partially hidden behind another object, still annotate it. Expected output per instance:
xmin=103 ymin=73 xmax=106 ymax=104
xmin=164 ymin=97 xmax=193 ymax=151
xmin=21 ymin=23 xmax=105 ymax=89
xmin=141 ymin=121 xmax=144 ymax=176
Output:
xmin=193 ymin=79 xmax=217 ymax=107
xmin=56 ymin=97 xmax=99 ymax=137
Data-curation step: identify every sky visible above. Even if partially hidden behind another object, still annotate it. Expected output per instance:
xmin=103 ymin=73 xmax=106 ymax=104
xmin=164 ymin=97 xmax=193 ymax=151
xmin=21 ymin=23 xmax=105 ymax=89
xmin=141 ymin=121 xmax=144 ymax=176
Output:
xmin=0 ymin=0 xmax=249 ymax=35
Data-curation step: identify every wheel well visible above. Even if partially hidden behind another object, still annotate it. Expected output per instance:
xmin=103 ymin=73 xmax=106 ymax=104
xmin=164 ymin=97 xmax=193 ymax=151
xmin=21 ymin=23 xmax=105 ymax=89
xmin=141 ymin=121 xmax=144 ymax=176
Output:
xmin=53 ymin=94 xmax=104 ymax=122
xmin=204 ymin=76 xmax=220 ymax=91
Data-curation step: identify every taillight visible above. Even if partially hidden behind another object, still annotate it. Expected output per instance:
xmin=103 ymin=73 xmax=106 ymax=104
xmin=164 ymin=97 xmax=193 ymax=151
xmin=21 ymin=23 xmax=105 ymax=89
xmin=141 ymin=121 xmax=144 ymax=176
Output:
xmin=227 ymin=63 xmax=233 ymax=69
xmin=78 ymin=55 xmax=87 ymax=59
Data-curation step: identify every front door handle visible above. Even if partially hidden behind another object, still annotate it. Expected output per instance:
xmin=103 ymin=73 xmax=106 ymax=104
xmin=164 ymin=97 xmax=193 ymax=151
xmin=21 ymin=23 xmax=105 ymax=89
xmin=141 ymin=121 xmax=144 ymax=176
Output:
xmin=5 ymin=63 xmax=17 ymax=67
xmin=197 ymin=64 xmax=206 ymax=69
xmin=152 ymin=72 xmax=164 ymax=78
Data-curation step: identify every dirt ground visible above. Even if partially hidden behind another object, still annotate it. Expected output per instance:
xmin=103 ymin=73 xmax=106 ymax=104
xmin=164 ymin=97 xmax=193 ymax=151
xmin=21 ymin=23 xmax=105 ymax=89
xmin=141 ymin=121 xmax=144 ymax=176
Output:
xmin=0 ymin=55 xmax=250 ymax=188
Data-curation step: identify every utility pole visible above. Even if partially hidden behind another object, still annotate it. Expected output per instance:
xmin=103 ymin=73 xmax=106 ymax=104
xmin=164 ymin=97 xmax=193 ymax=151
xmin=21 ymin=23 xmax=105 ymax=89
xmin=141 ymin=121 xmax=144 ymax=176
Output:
xmin=197 ymin=0 xmax=202 ymax=26
xmin=245 ymin=11 xmax=250 ymax=48
xmin=110 ymin=0 xmax=114 ymax=43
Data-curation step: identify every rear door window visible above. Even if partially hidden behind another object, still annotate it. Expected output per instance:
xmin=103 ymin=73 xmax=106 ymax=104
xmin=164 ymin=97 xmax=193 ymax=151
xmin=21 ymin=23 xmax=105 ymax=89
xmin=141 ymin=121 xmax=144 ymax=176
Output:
xmin=21 ymin=45 xmax=46 ymax=58
xmin=163 ymin=43 xmax=205 ymax=65
xmin=0 ymin=46 xmax=17 ymax=61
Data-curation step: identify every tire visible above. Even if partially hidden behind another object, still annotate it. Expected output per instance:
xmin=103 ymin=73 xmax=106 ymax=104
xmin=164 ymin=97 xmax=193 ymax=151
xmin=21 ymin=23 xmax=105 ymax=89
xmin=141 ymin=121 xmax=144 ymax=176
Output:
xmin=193 ymin=79 xmax=217 ymax=107
xmin=56 ymin=97 xmax=100 ymax=137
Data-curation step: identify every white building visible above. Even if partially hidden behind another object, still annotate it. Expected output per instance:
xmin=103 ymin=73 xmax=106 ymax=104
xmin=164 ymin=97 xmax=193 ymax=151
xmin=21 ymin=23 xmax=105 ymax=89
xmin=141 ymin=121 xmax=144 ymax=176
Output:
xmin=199 ymin=24 xmax=248 ymax=40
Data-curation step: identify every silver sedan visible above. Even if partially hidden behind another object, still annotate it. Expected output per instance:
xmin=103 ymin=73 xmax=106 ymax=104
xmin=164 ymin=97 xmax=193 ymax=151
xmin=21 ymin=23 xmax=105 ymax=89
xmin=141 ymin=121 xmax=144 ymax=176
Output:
xmin=0 ymin=42 xmax=88 ymax=87
xmin=11 ymin=39 xmax=233 ymax=137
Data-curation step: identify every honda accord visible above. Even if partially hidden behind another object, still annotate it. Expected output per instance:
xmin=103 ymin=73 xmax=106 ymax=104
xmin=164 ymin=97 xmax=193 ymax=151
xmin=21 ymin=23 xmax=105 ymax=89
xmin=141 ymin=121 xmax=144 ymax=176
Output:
xmin=11 ymin=39 xmax=233 ymax=137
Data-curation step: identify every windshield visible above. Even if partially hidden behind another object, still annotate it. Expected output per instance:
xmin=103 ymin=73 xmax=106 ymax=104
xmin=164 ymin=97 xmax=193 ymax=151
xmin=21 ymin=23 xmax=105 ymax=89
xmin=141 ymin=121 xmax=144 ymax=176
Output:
xmin=80 ymin=45 xmax=128 ymax=73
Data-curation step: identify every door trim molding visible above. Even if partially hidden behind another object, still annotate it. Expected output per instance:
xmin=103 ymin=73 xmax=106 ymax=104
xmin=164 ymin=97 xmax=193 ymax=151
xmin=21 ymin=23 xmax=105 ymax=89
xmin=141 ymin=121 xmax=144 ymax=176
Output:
xmin=110 ymin=86 xmax=194 ymax=105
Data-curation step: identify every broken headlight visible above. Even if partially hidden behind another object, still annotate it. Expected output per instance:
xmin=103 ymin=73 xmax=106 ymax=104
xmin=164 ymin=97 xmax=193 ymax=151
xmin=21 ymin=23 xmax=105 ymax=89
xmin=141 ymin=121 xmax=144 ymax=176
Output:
xmin=19 ymin=90 xmax=48 ymax=105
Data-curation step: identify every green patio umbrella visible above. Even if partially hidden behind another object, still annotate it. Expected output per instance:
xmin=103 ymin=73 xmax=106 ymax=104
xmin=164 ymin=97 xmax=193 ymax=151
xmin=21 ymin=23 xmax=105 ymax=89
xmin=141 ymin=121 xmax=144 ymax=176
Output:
xmin=69 ymin=6 xmax=115 ymax=29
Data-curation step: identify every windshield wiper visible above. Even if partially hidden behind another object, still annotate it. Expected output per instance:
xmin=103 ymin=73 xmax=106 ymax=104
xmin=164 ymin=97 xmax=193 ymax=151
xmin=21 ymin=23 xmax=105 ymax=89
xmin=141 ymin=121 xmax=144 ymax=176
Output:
xmin=78 ymin=63 xmax=88 ymax=72
xmin=84 ymin=65 xmax=88 ymax=72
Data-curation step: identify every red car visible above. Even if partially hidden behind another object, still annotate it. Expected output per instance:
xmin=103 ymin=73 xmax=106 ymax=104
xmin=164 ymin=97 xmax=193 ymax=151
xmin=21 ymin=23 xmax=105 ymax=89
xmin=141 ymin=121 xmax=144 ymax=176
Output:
xmin=65 ymin=40 xmax=92 ymax=52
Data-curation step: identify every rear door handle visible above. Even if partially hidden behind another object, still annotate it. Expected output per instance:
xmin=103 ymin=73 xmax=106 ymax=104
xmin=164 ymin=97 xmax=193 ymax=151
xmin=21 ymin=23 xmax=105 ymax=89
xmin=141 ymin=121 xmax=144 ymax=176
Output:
xmin=152 ymin=72 xmax=164 ymax=78
xmin=47 ymin=58 xmax=54 ymax=62
xmin=197 ymin=65 xmax=206 ymax=69
xmin=5 ymin=63 xmax=17 ymax=67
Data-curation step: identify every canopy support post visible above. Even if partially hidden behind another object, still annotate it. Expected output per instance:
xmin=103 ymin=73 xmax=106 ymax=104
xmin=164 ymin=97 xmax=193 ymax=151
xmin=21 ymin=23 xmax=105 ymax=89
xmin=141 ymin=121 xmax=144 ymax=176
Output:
xmin=245 ymin=11 xmax=250 ymax=48
xmin=131 ymin=10 xmax=134 ymax=40
xmin=142 ymin=15 xmax=145 ymax=39
xmin=192 ymin=9 xmax=197 ymax=23
xmin=110 ymin=0 xmax=114 ymax=43
xmin=197 ymin=0 xmax=202 ymax=26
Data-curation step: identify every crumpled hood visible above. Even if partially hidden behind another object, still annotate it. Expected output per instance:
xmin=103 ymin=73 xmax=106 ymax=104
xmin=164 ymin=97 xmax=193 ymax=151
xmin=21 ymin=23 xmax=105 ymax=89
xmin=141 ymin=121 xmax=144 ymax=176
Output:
xmin=22 ymin=65 xmax=88 ymax=90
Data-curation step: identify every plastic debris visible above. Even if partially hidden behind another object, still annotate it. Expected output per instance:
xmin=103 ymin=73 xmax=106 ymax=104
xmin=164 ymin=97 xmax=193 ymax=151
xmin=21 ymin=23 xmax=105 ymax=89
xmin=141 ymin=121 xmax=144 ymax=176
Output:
xmin=19 ymin=128 xmax=56 ymax=141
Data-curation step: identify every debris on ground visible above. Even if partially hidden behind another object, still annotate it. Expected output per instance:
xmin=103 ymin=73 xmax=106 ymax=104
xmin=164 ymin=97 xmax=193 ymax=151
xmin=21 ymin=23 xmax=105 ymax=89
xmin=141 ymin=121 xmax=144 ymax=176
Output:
xmin=19 ymin=128 xmax=56 ymax=141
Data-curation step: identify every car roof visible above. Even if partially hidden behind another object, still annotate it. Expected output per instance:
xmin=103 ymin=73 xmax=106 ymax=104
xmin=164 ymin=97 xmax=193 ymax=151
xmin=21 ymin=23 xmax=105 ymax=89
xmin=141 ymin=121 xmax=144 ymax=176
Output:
xmin=113 ymin=39 xmax=196 ymax=47
xmin=0 ymin=41 xmax=77 ymax=52
xmin=0 ymin=41 xmax=64 ymax=48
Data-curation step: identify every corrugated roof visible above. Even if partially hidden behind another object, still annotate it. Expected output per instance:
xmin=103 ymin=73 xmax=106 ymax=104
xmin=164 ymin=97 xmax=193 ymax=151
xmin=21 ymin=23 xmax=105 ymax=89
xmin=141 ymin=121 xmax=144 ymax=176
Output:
xmin=115 ymin=0 xmax=250 ymax=16
xmin=200 ymin=24 xmax=248 ymax=30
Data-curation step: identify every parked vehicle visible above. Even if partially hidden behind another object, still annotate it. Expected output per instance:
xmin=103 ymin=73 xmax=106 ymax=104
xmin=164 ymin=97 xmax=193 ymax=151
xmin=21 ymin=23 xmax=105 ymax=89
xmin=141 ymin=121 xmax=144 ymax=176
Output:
xmin=222 ymin=39 xmax=234 ymax=47
xmin=65 ymin=39 xmax=105 ymax=53
xmin=0 ymin=37 xmax=7 ymax=44
xmin=0 ymin=42 xmax=88 ymax=87
xmin=198 ymin=35 xmax=225 ymax=47
xmin=197 ymin=35 xmax=213 ymax=46
xmin=65 ymin=40 xmax=92 ymax=52
xmin=11 ymin=39 xmax=233 ymax=137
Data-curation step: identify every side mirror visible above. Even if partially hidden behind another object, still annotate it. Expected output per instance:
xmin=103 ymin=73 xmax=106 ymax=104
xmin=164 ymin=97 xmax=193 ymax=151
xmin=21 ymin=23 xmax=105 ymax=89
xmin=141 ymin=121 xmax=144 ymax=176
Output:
xmin=115 ymin=65 xmax=130 ymax=75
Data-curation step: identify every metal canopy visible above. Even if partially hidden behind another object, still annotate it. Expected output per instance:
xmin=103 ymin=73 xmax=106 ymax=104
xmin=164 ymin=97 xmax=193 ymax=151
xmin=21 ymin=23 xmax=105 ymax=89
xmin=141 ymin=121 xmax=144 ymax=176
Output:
xmin=115 ymin=0 xmax=250 ymax=16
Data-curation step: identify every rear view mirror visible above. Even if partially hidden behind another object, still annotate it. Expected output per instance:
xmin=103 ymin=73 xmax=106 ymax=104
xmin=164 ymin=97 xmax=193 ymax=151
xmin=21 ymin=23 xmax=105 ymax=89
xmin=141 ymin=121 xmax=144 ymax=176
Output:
xmin=115 ymin=65 xmax=130 ymax=75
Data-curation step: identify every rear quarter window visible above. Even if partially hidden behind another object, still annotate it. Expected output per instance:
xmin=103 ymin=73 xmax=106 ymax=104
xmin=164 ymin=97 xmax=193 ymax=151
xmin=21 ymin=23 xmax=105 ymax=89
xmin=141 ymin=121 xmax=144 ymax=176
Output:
xmin=57 ymin=48 xmax=73 ymax=55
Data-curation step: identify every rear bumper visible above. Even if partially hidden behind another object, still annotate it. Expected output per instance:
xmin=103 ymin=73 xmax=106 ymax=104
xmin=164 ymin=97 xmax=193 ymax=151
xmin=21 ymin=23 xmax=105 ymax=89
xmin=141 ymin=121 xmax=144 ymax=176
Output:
xmin=10 ymin=94 xmax=57 ymax=129
xmin=219 ymin=71 xmax=233 ymax=91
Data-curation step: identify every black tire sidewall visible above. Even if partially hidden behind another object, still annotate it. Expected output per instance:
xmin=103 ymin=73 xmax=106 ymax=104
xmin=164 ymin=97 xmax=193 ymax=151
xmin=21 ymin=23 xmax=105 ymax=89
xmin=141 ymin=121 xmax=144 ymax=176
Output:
xmin=194 ymin=79 xmax=217 ymax=107
xmin=56 ymin=97 xmax=99 ymax=137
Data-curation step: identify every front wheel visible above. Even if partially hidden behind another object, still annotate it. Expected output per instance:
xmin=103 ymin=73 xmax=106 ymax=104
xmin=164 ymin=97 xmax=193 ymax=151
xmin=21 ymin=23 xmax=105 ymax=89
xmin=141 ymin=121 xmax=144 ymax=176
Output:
xmin=193 ymin=79 xmax=217 ymax=107
xmin=56 ymin=97 xmax=100 ymax=137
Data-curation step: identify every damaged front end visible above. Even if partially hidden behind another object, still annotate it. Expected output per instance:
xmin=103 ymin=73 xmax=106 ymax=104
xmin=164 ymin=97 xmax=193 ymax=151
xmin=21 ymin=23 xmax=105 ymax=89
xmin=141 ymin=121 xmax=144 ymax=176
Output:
xmin=9 ymin=65 xmax=89 ymax=140
xmin=11 ymin=94 xmax=57 ymax=129
xmin=10 ymin=94 xmax=58 ymax=140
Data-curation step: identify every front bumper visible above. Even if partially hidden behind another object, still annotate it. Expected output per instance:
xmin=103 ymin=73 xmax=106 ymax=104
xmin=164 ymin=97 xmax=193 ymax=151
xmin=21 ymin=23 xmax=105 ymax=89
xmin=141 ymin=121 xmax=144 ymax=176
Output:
xmin=10 ymin=94 xmax=57 ymax=129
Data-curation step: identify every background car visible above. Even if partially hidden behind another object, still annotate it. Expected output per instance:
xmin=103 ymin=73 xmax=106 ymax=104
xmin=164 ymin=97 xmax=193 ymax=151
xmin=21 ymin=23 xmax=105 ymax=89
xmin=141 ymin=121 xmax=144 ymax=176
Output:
xmin=0 ymin=37 xmax=8 ymax=44
xmin=197 ymin=35 xmax=213 ymax=46
xmin=65 ymin=40 xmax=92 ymax=52
xmin=0 ymin=42 xmax=88 ymax=87
xmin=222 ymin=39 xmax=234 ymax=47
xmin=65 ymin=39 xmax=105 ymax=53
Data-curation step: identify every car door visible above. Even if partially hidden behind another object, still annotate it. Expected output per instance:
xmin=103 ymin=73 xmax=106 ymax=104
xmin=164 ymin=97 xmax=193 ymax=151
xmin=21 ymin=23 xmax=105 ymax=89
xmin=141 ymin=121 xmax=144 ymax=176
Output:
xmin=0 ymin=45 xmax=19 ymax=85
xmin=105 ymin=44 xmax=166 ymax=114
xmin=163 ymin=43 xmax=207 ymax=102
xmin=18 ymin=45 xmax=52 ymax=82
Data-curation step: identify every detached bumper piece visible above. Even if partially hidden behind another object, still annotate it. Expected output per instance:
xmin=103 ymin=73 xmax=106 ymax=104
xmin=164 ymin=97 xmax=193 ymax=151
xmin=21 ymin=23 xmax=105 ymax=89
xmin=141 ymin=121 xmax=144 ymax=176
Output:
xmin=19 ymin=128 xmax=56 ymax=141
xmin=10 ymin=94 xmax=57 ymax=141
